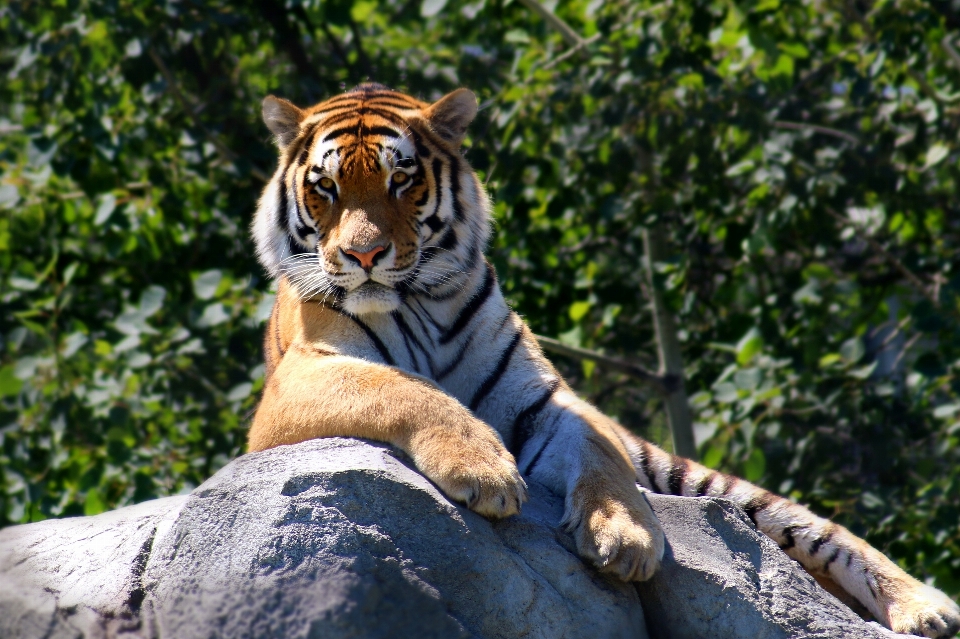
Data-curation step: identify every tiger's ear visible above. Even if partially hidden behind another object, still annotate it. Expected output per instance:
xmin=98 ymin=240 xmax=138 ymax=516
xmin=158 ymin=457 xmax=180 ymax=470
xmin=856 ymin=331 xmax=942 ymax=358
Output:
xmin=423 ymin=88 xmax=477 ymax=147
xmin=262 ymin=96 xmax=305 ymax=148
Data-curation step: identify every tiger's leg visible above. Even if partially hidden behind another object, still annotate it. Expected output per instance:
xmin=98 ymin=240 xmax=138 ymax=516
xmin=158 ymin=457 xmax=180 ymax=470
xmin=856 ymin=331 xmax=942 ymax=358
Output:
xmin=249 ymin=348 xmax=527 ymax=518
xmin=617 ymin=425 xmax=960 ymax=639
xmin=517 ymin=389 xmax=665 ymax=581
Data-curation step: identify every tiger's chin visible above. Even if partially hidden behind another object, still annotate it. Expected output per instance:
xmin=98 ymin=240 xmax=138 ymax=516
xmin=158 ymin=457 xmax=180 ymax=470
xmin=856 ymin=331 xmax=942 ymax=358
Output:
xmin=341 ymin=281 xmax=402 ymax=316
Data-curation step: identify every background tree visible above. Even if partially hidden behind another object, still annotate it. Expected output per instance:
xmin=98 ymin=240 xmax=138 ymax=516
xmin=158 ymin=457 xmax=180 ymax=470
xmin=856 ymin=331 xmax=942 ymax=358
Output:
xmin=2 ymin=0 xmax=959 ymax=600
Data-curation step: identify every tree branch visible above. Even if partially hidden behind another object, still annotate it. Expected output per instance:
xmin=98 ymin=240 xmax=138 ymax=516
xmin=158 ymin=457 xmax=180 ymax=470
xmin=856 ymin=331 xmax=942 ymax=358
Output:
xmin=534 ymin=334 xmax=679 ymax=396
xmin=515 ymin=0 xmax=584 ymax=47
xmin=773 ymin=120 xmax=859 ymax=145
xmin=643 ymin=226 xmax=698 ymax=459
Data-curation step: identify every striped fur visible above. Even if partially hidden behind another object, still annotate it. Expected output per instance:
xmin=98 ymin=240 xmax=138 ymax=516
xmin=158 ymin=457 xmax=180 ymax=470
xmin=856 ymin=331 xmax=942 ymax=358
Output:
xmin=248 ymin=84 xmax=960 ymax=638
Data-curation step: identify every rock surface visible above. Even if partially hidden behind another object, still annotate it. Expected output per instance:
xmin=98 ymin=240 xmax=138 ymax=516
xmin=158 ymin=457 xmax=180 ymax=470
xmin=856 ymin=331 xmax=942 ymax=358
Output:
xmin=0 ymin=437 xmax=914 ymax=639
xmin=636 ymin=494 xmax=910 ymax=639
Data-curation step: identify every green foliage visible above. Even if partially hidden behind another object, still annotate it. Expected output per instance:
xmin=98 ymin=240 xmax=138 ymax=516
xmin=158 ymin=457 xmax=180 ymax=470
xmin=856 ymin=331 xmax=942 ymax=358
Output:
xmin=2 ymin=0 xmax=959 ymax=597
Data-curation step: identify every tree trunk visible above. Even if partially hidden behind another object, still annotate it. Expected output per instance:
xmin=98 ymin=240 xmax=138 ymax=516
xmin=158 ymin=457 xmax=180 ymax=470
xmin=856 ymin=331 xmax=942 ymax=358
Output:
xmin=642 ymin=225 xmax=697 ymax=460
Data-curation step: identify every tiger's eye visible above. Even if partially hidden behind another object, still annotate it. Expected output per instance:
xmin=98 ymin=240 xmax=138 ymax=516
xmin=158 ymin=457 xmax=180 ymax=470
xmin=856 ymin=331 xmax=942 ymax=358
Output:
xmin=319 ymin=177 xmax=335 ymax=190
xmin=391 ymin=172 xmax=409 ymax=185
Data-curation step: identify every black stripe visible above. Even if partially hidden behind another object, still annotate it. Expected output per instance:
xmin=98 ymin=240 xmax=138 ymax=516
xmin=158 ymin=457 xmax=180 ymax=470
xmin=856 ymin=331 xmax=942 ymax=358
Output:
xmin=412 ymin=297 xmax=445 ymax=334
xmin=410 ymin=129 xmax=432 ymax=159
xmin=391 ymin=313 xmax=420 ymax=373
xmin=720 ymin=477 xmax=734 ymax=495
xmin=469 ymin=330 xmax=522 ymax=411
xmin=638 ymin=440 xmax=659 ymax=492
xmin=522 ymin=430 xmax=556 ymax=476
xmin=276 ymin=167 xmax=291 ymax=233
xmin=403 ymin=300 xmax=437 ymax=348
xmin=335 ymin=310 xmax=395 ymax=366
xmin=323 ymin=125 xmax=361 ymax=141
xmin=823 ymin=548 xmax=841 ymax=570
xmin=437 ymin=227 xmax=458 ymax=251
xmin=780 ymin=525 xmax=799 ymax=550
xmin=440 ymin=263 xmax=495 ymax=345
xmin=695 ymin=473 xmax=713 ymax=497
xmin=436 ymin=336 xmax=472 ymax=381
xmin=391 ymin=311 xmax=431 ymax=374
xmin=287 ymin=122 xmax=321 ymax=169
xmin=438 ymin=313 xmax=509 ymax=380
xmin=365 ymin=98 xmax=421 ymax=110
xmin=423 ymin=213 xmax=444 ymax=234
xmin=449 ymin=163 xmax=464 ymax=221
xmin=414 ymin=181 xmax=431 ymax=207
xmin=741 ymin=492 xmax=775 ymax=524
xmin=312 ymin=95 xmax=365 ymax=110
xmin=667 ymin=458 xmax=687 ymax=495
xmin=364 ymin=109 xmax=410 ymax=128
xmin=430 ymin=157 xmax=444 ymax=219
xmin=309 ymin=104 xmax=354 ymax=117
xmin=360 ymin=124 xmax=401 ymax=139
xmin=287 ymin=236 xmax=308 ymax=257
xmin=808 ymin=528 xmax=833 ymax=556
xmin=510 ymin=378 xmax=560 ymax=455
xmin=318 ymin=109 xmax=368 ymax=129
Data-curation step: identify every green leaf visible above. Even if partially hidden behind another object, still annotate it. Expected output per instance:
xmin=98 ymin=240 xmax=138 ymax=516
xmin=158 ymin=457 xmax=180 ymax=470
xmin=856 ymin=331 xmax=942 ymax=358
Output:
xmin=777 ymin=42 xmax=809 ymax=59
xmin=569 ymin=300 xmax=592 ymax=321
xmin=819 ymin=353 xmax=842 ymax=368
xmin=94 ymin=194 xmax=117 ymax=225
xmin=725 ymin=160 xmax=755 ymax=177
xmin=193 ymin=270 xmax=223 ymax=301
xmin=196 ymin=303 xmax=230 ymax=328
xmin=227 ymin=382 xmax=253 ymax=402
xmin=421 ymin=0 xmax=448 ymax=17
xmin=734 ymin=368 xmax=762 ymax=391
xmin=839 ymin=338 xmax=864 ymax=365
xmin=735 ymin=328 xmax=763 ymax=366
xmin=83 ymin=488 xmax=106 ymax=516
xmin=933 ymin=403 xmax=960 ymax=419
xmin=848 ymin=362 xmax=877 ymax=380
xmin=139 ymin=286 xmax=166 ymax=318
xmin=923 ymin=143 xmax=949 ymax=170
xmin=743 ymin=448 xmax=766 ymax=482
xmin=0 ymin=365 xmax=23 ymax=397
xmin=558 ymin=326 xmax=582 ymax=348
xmin=713 ymin=382 xmax=740 ymax=403
xmin=580 ymin=359 xmax=595 ymax=379
xmin=61 ymin=332 xmax=88 ymax=358
xmin=0 ymin=184 xmax=20 ymax=209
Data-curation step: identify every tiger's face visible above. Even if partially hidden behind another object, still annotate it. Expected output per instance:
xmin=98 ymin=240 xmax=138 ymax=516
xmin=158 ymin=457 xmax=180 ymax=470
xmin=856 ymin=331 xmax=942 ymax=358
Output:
xmin=252 ymin=84 xmax=490 ymax=316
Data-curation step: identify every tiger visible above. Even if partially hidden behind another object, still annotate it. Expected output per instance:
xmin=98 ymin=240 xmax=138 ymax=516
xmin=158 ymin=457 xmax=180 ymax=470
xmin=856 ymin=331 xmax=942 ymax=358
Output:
xmin=247 ymin=83 xmax=960 ymax=638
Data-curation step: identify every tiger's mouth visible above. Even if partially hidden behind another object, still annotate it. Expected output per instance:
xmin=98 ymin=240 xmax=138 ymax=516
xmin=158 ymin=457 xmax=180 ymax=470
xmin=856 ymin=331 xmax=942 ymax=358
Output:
xmin=341 ymin=280 xmax=401 ymax=316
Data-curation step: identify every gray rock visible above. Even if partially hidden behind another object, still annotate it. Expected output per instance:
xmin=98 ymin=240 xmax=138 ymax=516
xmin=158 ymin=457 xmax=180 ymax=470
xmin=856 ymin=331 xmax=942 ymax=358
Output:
xmin=0 ymin=438 xmax=645 ymax=639
xmin=0 ymin=437 xmax=915 ymax=639
xmin=636 ymin=494 xmax=910 ymax=639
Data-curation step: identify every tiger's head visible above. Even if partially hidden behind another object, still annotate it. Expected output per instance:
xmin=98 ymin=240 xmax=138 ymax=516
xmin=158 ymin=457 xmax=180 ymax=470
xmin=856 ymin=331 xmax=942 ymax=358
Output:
xmin=252 ymin=84 xmax=491 ymax=316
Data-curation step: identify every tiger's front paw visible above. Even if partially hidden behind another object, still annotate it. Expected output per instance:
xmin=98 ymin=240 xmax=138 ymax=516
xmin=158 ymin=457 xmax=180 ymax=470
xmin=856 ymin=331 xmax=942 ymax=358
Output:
xmin=410 ymin=425 xmax=528 ymax=519
xmin=564 ymin=489 xmax=665 ymax=582
xmin=887 ymin=584 xmax=960 ymax=638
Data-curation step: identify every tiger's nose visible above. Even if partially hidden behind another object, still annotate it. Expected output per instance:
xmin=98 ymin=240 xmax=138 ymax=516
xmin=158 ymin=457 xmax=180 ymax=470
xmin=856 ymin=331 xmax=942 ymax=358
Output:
xmin=342 ymin=244 xmax=388 ymax=270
